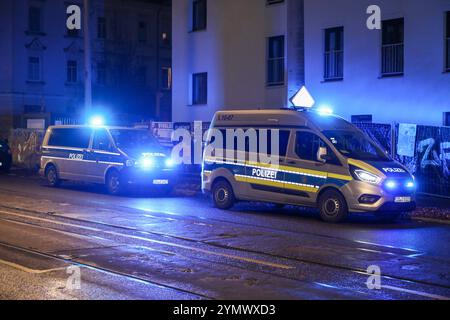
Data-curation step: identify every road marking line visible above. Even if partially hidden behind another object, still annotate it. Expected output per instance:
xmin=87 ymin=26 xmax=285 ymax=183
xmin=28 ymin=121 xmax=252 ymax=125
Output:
xmin=382 ymin=285 xmax=450 ymax=300
xmin=0 ymin=258 xmax=67 ymax=274
xmin=0 ymin=210 xmax=294 ymax=270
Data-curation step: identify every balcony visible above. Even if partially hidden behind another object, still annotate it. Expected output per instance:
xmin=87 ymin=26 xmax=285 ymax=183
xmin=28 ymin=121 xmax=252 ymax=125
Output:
xmin=381 ymin=43 xmax=404 ymax=76
xmin=324 ymin=50 xmax=343 ymax=81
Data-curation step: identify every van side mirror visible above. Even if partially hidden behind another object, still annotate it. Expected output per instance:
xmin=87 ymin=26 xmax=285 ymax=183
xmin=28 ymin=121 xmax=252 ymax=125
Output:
xmin=317 ymin=147 xmax=328 ymax=163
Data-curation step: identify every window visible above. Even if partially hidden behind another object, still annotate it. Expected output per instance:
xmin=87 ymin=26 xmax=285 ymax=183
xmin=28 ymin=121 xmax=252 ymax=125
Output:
xmin=192 ymin=73 xmax=207 ymax=105
xmin=161 ymin=16 xmax=171 ymax=46
xmin=446 ymin=12 xmax=450 ymax=71
xmin=93 ymin=129 xmax=114 ymax=152
xmin=295 ymin=132 xmax=339 ymax=165
xmin=28 ymin=57 xmax=41 ymax=81
xmin=324 ymin=27 xmax=344 ymax=80
xmin=138 ymin=22 xmax=147 ymax=43
xmin=67 ymin=60 xmax=78 ymax=83
xmin=28 ymin=6 xmax=42 ymax=33
xmin=382 ymin=18 xmax=404 ymax=76
xmin=267 ymin=36 xmax=285 ymax=86
xmin=48 ymin=128 xmax=92 ymax=149
xmin=97 ymin=17 xmax=107 ymax=39
xmin=161 ymin=67 xmax=172 ymax=90
xmin=444 ymin=112 xmax=450 ymax=127
xmin=192 ymin=0 xmax=207 ymax=31
xmin=257 ymin=130 xmax=290 ymax=157
xmin=267 ymin=0 xmax=284 ymax=5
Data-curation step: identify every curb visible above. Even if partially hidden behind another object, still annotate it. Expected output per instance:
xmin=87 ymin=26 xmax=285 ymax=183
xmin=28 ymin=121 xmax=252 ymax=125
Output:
xmin=411 ymin=216 xmax=450 ymax=225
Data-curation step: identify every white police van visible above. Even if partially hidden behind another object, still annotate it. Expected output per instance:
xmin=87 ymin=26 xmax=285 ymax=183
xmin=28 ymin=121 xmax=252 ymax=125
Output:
xmin=40 ymin=125 xmax=177 ymax=195
xmin=202 ymin=109 xmax=417 ymax=223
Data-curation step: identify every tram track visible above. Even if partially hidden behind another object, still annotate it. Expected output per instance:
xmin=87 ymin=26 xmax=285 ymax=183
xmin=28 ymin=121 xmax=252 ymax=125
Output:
xmin=0 ymin=205 xmax=448 ymax=299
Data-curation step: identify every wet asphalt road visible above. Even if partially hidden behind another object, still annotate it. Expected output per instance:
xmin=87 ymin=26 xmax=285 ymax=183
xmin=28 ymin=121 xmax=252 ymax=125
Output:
xmin=0 ymin=172 xmax=449 ymax=300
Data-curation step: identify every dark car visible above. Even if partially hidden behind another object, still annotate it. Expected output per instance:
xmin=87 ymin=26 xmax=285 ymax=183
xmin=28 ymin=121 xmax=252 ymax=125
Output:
xmin=0 ymin=139 xmax=12 ymax=173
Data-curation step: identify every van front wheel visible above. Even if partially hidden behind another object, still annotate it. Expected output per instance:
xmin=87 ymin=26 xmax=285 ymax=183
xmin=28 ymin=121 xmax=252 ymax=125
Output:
xmin=212 ymin=180 xmax=235 ymax=210
xmin=318 ymin=190 xmax=348 ymax=223
xmin=106 ymin=170 xmax=122 ymax=195
xmin=46 ymin=165 xmax=61 ymax=187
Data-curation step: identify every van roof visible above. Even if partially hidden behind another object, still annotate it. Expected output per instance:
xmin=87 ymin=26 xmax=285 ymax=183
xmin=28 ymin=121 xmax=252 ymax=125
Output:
xmin=212 ymin=109 xmax=355 ymax=131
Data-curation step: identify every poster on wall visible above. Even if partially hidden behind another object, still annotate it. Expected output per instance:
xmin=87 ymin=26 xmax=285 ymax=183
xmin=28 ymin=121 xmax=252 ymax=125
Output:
xmin=397 ymin=123 xmax=417 ymax=157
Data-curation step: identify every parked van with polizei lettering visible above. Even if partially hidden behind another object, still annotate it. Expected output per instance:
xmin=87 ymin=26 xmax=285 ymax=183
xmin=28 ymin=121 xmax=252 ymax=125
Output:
xmin=202 ymin=109 xmax=417 ymax=223
xmin=40 ymin=125 xmax=178 ymax=195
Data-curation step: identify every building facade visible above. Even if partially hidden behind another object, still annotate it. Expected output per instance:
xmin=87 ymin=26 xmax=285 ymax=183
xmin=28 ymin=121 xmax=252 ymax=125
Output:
xmin=173 ymin=0 xmax=450 ymax=126
xmin=304 ymin=0 xmax=450 ymax=126
xmin=0 ymin=0 xmax=172 ymax=138
xmin=172 ymin=0 xmax=305 ymax=122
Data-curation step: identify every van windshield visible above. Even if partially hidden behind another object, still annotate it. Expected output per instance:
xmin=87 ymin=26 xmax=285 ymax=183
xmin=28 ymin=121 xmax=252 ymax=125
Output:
xmin=110 ymin=129 xmax=160 ymax=150
xmin=322 ymin=130 xmax=391 ymax=162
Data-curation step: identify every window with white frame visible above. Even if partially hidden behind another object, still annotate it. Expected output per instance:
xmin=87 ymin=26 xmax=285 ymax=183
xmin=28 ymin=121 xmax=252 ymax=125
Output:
xmin=381 ymin=18 xmax=404 ymax=76
xmin=27 ymin=57 xmax=41 ymax=81
xmin=324 ymin=27 xmax=344 ymax=80
xmin=67 ymin=60 xmax=78 ymax=83
xmin=267 ymin=36 xmax=285 ymax=86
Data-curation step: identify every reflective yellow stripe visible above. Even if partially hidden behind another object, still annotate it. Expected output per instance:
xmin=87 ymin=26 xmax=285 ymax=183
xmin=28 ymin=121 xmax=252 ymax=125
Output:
xmin=235 ymin=175 xmax=319 ymax=193
xmin=328 ymin=173 xmax=353 ymax=181
xmin=348 ymin=159 xmax=385 ymax=178
xmin=206 ymin=157 xmax=353 ymax=183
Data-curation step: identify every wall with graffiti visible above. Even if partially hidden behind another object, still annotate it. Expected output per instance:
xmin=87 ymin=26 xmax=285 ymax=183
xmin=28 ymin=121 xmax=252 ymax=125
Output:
xmin=357 ymin=123 xmax=450 ymax=198
xmin=8 ymin=129 xmax=44 ymax=171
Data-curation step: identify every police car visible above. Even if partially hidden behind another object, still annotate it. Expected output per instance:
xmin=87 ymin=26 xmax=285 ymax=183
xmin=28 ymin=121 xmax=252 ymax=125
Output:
xmin=0 ymin=139 xmax=12 ymax=173
xmin=202 ymin=109 xmax=417 ymax=223
xmin=40 ymin=125 xmax=177 ymax=195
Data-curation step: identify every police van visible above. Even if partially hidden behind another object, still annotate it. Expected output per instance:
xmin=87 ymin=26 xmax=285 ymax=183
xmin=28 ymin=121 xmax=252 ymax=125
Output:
xmin=202 ymin=109 xmax=417 ymax=223
xmin=40 ymin=125 xmax=177 ymax=195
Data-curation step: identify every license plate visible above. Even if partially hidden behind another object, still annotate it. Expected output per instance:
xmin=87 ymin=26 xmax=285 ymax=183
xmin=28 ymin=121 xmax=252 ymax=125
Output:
xmin=395 ymin=197 xmax=411 ymax=203
xmin=153 ymin=179 xmax=169 ymax=185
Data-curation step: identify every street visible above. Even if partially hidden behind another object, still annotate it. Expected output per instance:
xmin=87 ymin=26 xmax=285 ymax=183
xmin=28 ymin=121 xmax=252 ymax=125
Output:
xmin=0 ymin=172 xmax=449 ymax=300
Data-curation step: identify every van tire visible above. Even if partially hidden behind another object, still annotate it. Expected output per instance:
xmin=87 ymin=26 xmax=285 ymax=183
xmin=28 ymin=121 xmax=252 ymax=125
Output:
xmin=106 ymin=170 xmax=122 ymax=195
xmin=212 ymin=180 xmax=235 ymax=210
xmin=318 ymin=189 xmax=348 ymax=223
xmin=46 ymin=165 xmax=61 ymax=187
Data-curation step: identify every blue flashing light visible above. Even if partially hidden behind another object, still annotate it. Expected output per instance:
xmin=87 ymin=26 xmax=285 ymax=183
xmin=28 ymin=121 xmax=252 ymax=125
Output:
xmin=317 ymin=106 xmax=333 ymax=116
xmin=406 ymin=181 xmax=415 ymax=188
xmin=89 ymin=115 xmax=105 ymax=127
xmin=385 ymin=180 xmax=397 ymax=189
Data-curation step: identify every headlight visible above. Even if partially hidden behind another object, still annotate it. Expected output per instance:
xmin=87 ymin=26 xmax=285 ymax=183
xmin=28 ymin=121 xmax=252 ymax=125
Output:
xmin=165 ymin=158 xmax=175 ymax=168
xmin=125 ymin=160 xmax=135 ymax=167
xmin=353 ymin=169 xmax=382 ymax=185
xmin=140 ymin=158 xmax=155 ymax=169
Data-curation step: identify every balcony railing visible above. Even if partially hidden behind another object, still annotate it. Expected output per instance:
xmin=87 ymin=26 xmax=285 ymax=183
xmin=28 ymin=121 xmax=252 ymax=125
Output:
xmin=324 ymin=50 xmax=343 ymax=80
xmin=382 ymin=43 xmax=404 ymax=76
